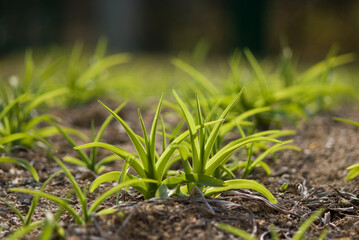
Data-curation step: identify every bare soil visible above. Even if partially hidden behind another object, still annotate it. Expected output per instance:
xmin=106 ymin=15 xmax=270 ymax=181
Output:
xmin=1 ymin=102 xmax=359 ymax=240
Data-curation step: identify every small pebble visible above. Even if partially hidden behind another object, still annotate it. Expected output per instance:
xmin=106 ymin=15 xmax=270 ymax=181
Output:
xmin=304 ymin=149 xmax=312 ymax=155
xmin=80 ymin=171 xmax=96 ymax=181
xmin=353 ymin=221 xmax=359 ymax=233
xmin=1 ymin=224 xmax=9 ymax=230
xmin=325 ymin=136 xmax=335 ymax=148
xmin=338 ymin=198 xmax=352 ymax=207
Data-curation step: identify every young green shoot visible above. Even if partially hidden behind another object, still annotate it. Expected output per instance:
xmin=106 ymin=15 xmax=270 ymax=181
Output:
xmin=9 ymin=156 xmax=157 ymax=225
xmin=171 ymin=90 xmax=279 ymax=203
xmin=1 ymin=170 xmax=63 ymax=227
xmin=77 ymin=96 xmax=223 ymax=199
xmin=54 ymin=101 xmax=127 ymax=173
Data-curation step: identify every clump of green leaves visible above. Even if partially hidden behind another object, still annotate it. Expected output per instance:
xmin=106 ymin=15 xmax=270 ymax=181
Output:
xmin=1 ymin=170 xmax=65 ymax=239
xmin=1 ymin=170 xmax=63 ymax=226
xmin=172 ymin=47 xmax=356 ymax=128
xmin=53 ymin=101 xmax=126 ymax=173
xmin=78 ymin=93 xmax=280 ymax=203
xmin=0 ymin=48 xmax=71 ymax=153
xmin=76 ymin=95 xmax=213 ymax=199
xmin=9 ymin=157 xmax=157 ymax=225
xmin=169 ymin=90 xmax=279 ymax=202
xmin=334 ymin=117 xmax=359 ymax=180
xmin=0 ymin=53 xmax=67 ymax=180
xmin=167 ymin=89 xmax=299 ymax=181
xmin=0 ymin=77 xmax=63 ymax=152
xmin=61 ymin=39 xmax=131 ymax=106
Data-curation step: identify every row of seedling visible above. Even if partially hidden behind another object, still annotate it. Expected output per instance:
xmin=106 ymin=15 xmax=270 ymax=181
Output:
xmin=0 ymin=43 xmax=357 ymax=238
xmin=1 ymin=89 xmax=300 ymax=238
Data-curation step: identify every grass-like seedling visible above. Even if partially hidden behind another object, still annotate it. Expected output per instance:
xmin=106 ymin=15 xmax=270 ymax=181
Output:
xmin=4 ymin=221 xmax=43 ymax=240
xmin=168 ymin=89 xmax=300 ymax=180
xmin=172 ymin=48 xmax=356 ymax=128
xmin=4 ymin=209 xmax=66 ymax=240
xmin=0 ymin=49 xmax=68 ymax=150
xmin=0 ymin=52 xmax=77 ymax=153
xmin=242 ymin=48 xmax=355 ymax=117
xmin=170 ymin=90 xmax=280 ymax=203
xmin=0 ymin=80 xmax=63 ymax=180
xmin=221 ymin=141 xmax=298 ymax=179
xmin=0 ymin=85 xmax=62 ymax=152
xmin=217 ymin=208 xmax=326 ymax=240
xmin=1 ymin=170 xmax=64 ymax=240
xmin=0 ymin=77 xmax=86 ymax=180
xmin=334 ymin=117 xmax=359 ymax=180
xmin=1 ymin=170 xmax=63 ymax=226
xmin=62 ymin=39 xmax=131 ymax=106
xmin=53 ymin=101 xmax=127 ymax=173
xmin=230 ymin=131 xmax=300 ymax=179
xmin=77 ymin=93 xmax=279 ymax=203
xmin=76 ymin=96 xmax=223 ymax=199
xmin=9 ymin=156 xmax=157 ymax=225
xmin=37 ymin=212 xmax=64 ymax=240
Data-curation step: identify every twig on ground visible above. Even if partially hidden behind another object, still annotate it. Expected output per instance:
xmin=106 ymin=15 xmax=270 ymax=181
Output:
xmin=221 ymin=190 xmax=302 ymax=218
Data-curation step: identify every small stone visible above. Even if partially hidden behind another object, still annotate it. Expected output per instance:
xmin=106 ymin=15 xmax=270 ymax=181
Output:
xmin=338 ymin=198 xmax=352 ymax=207
xmin=17 ymin=194 xmax=33 ymax=205
xmin=325 ymin=136 xmax=335 ymax=148
xmin=285 ymin=183 xmax=300 ymax=194
xmin=9 ymin=168 xmax=16 ymax=174
xmin=11 ymin=177 xmax=19 ymax=185
xmin=304 ymin=149 xmax=312 ymax=155
xmin=79 ymin=171 xmax=96 ymax=181
xmin=1 ymin=224 xmax=9 ymax=230
xmin=353 ymin=221 xmax=359 ymax=233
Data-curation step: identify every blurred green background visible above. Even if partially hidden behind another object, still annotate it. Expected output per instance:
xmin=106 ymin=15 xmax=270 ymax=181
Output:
xmin=1 ymin=0 xmax=359 ymax=60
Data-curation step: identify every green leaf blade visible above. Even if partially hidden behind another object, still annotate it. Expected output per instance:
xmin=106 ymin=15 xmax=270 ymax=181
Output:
xmin=185 ymin=173 xmax=224 ymax=187
xmin=334 ymin=117 xmax=359 ymax=128
xmin=98 ymin=101 xmax=149 ymax=172
xmin=8 ymin=188 xmax=83 ymax=224
xmin=88 ymin=178 xmax=158 ymax=213
xmin=155 ymin=120 xmax=223 ymax=179
xmin=75 ymin=142 xmax=146 ymax=178
xmin=90 ymin=171 xmax=122 ymax=193
xmin=5 ymin=221 xmax=43 ymax=240
xmin=205 ymin=137 xmax=281 ymax=176
xmin=292 ymin=208 xmax=325 ymax=240
xmin=53 ymin=157 xmax=88 ymax=221
xmin=0 ymin=157 xmax=39 ymax=182
xmin=216 ymin=223 xmax=257 ymax=240
xmin=204 ymin=179 xmax=277 ymax=204
xmin=203 ymin=90 xmax=243 ymax=166
xmin=173 ymin=90 xmax=202 ymax=173
xmin=171 ymin=58 xmax=218 ymax=96
xmin=149 ymin=95 xmax=163 ymax=171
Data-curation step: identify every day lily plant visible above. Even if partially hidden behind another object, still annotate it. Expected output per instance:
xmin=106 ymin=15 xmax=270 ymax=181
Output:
xmin=76 ymin=92 xmax=280 ymax=203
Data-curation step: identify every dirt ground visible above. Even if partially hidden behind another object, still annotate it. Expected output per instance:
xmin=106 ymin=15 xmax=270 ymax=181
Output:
xmin=1 ymin=102 xmax=359 ymax=240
